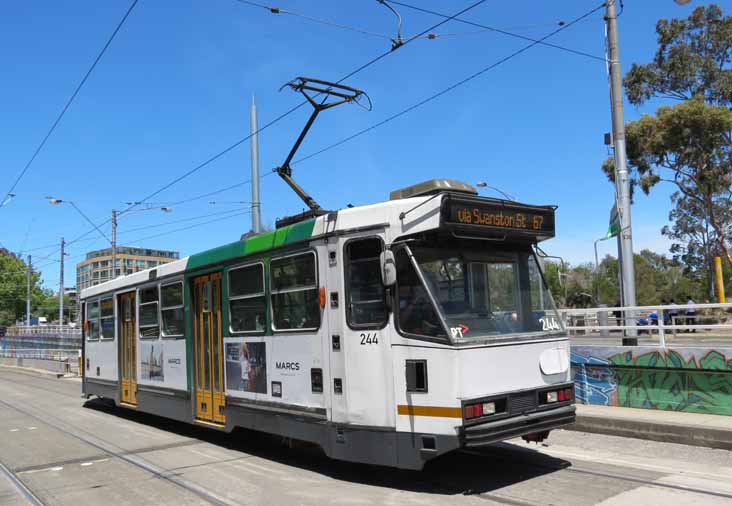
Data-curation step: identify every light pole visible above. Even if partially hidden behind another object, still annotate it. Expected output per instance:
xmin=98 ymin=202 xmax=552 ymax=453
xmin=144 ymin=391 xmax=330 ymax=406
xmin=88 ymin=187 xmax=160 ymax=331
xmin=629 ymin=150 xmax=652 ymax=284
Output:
xmin=48 ymin=198 xmax=171 ymax=285
xmin=605 ymin=0 xmax=636 ymax=323
xmin=59 ymin=237 xmax=69 ymax=325
xmin=475 ymin=182 xmax=516 ymax=201
xmin=112 ymin=206 xmax=171 ymax=278
xmin=26 ymin=254 xmax=31 ymax=327
xmin=603 ymin=0 xmax=690 ymax=331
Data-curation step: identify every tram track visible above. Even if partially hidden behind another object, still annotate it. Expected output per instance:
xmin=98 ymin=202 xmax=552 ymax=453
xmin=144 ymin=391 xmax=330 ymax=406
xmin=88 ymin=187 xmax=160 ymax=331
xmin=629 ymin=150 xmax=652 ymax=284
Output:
xmin=0 ymin=368 xmax=82 ymax=400
xmin=2 ymin=370 xmax=731 ymax=505
xmin=0 ymin=397 xmax=245 ymax=506
xmin=460 ymin=448 xmax=732 ymax=502
xmin=0 ymin=460 xmax=46 ymax=506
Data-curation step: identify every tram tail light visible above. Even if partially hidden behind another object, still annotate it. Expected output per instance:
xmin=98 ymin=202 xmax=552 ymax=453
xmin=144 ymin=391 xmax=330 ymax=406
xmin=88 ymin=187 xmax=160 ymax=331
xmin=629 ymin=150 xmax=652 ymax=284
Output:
xmin=464 ymin=401 xmax=497 ymax=419
xmin=464 ymin=403 xmax=483 ymax=419
xmin=542 ymin=387 xmax=574 ymax=404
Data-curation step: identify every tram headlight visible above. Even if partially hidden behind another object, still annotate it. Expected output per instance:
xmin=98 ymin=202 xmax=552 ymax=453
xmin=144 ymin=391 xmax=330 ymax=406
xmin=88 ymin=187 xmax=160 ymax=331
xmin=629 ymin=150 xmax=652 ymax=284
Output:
xmin=482 ymin=401 xmax=496 ymax=415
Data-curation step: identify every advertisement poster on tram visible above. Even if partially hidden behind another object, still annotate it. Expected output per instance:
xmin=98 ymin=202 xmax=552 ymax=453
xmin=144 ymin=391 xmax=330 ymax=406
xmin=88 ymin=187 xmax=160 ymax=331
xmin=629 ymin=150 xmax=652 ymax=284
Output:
xmin=226 ymin=342 xmax=267 ymax=393
xmin=141 ymin=342 xmax=164 ymax=382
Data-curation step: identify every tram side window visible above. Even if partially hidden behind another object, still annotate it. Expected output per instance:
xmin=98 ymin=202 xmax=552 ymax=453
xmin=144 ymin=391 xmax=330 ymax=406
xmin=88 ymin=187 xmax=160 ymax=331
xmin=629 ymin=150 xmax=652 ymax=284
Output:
xmin=139 ymin=286 xmax=159 ymax=339
xmin=100 ymin=296 xmax=115 ymax=340
xmin=395 ymin=250 xmax=446 ymax=339
xmin=228 ymin=263 xmax=266 ymax=333
xmin=270 ymin=252 xmax=320 ymax=331
xmin=87 ymin=300 xmax=100 ymax=340
xmin=345 ymin=238 xmax=387 ymax=328
xmin=161 ymin=282 xmax=184 ymax=337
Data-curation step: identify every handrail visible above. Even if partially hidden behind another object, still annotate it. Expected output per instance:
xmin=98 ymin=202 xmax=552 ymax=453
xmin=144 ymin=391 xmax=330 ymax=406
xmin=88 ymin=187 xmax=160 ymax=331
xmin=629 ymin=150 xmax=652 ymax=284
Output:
xmin=559 ymin=303 xmax=732 ymax=348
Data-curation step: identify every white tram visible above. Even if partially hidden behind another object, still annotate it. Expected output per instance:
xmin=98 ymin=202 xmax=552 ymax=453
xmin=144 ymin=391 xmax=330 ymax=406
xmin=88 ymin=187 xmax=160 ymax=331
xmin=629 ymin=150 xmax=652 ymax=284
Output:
xmin=81 ymin=179 xmax=574 ymax=470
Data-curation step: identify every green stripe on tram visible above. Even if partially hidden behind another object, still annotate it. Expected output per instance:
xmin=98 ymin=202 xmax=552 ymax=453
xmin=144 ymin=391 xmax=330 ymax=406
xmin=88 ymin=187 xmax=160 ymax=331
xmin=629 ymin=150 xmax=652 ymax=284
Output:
xmin=186 ymin=218 xmax=316 ymax=270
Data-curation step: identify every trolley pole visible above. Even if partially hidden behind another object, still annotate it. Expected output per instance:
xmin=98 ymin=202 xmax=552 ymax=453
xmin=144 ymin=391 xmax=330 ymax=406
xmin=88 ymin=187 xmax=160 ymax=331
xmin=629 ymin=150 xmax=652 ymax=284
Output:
xmin=26 ymin=254 xmax=31 ymax=327
xmin=111 ymin=209 xmax=117 ymax=279
xmin=59 ymin=237 xmax=65 ymax=325
xmin=250 ymin=95 xmax=262 ymax=233
xmin=605 ymin=0 xmax=637 ymax=333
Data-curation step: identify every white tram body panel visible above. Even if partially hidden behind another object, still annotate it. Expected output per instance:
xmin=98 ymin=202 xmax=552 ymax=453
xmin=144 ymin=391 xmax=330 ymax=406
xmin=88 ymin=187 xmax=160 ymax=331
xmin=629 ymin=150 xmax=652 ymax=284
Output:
xmin=81 ymin=179 xmax=575 ymax=470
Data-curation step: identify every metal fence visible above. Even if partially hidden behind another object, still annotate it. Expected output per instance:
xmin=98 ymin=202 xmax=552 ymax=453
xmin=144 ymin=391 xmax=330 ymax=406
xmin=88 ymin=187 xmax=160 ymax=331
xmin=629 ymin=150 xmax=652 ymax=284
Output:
xmin=6 ymin=325 xmax=81 ymax=338
xmin=560 ymin=302 xmax=732 ymax=347
xmin=0 ymin=348 xmax=80 ymax=361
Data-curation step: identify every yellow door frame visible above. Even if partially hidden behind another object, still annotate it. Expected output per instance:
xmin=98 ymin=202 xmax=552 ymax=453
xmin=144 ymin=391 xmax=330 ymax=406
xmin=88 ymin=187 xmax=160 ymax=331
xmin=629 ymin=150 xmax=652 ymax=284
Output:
xmin=193 ymin=273 xmax=226 ymax=424
xmin=118 ymin=291 xmax=137 ymax=405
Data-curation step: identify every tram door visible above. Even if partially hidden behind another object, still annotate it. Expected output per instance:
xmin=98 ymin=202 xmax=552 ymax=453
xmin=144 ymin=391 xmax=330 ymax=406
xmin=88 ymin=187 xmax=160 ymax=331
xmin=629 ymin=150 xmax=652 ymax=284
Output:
xmin=118 ymin=291 xmax=137 ymax=405
xmin=192 ymin=273 xmax=226 ymax=424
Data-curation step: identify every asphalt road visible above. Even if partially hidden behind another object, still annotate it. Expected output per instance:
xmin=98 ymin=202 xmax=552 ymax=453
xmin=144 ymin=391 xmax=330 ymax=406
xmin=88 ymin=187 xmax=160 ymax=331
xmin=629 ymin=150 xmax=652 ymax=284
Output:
xmin=1 ymin=369 xmax=731 ymax=506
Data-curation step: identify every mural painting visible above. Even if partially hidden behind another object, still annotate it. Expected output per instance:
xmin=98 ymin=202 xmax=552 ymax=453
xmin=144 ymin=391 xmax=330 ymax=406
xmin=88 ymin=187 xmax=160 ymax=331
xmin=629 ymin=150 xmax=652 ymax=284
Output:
xmin=571 ymin=346 xmax=732 ymax=416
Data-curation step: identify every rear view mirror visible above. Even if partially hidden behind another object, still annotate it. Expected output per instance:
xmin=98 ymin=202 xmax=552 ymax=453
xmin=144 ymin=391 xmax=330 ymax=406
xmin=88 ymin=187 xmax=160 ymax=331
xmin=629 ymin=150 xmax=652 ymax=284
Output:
xmin=380 ymin=250 xmax=396 ymax=287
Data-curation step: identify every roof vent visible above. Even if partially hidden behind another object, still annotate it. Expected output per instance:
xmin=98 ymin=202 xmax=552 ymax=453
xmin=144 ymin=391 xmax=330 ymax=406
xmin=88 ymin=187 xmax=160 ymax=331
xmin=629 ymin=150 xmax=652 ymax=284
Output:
xmin=389 ymin=179 xmax=477 ymax=200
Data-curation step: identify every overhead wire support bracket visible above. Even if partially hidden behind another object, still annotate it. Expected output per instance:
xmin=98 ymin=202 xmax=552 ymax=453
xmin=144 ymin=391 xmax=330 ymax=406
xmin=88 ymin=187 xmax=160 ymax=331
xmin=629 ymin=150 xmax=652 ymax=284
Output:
xmin=275 ymin=77 xmax=371 ymax=212
xmin=376 ymin=0 xmax=404 ymax=50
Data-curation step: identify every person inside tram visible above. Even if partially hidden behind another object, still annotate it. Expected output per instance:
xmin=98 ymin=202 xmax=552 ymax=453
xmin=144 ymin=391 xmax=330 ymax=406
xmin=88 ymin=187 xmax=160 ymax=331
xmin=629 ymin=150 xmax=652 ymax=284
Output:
xmin=398 ymin=285 xmax=444 ymax=337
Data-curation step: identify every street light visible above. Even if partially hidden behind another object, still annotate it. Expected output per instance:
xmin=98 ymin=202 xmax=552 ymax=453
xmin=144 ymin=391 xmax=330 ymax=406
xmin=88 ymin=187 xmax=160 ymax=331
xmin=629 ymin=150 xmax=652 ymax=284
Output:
xmin=475 ymin=182 xmax=516 ymax=201
xmin=48 ymin=197 xmax=172 ymax=281
xmin=1 ymin=193 xmax=16 ymax=207
xmin=47 ymin=196 xmax=110 ymax=326
xmin=46 ymin=197 xmax=110 ymax=242
xmin=112 ymin=206 xmax=172 ymax=279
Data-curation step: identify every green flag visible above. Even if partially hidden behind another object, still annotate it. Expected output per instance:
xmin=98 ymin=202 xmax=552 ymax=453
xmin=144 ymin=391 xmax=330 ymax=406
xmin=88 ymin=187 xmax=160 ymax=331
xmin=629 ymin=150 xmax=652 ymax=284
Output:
xmin=602 ymin=203 xmax=620 ymax=240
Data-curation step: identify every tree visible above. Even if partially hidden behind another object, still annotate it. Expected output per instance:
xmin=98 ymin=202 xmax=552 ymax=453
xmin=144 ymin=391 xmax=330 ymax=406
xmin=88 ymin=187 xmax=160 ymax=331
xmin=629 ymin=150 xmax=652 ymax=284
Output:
xmin=35 ymin=293 xmax=74 ymax=324
xmin=541 ymin=251 xmax=704 ymax=308
xmin=0 ymin=249 xmax=51 ymax=326
xmin=661 ymin=191 xmax=729 ymax=297
xmin=603 ymin=97 xmax=732 ymax=261
xmin=624 ymin=4 xmax=732 ymax=107
xmin=603 ymin=5 xmax=732 ymax=278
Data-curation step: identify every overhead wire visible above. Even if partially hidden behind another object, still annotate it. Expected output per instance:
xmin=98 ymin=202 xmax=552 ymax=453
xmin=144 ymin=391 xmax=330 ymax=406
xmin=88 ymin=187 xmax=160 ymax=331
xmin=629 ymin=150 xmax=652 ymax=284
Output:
xmin=390 ymin=0 xmax=607 ymax=62
xmin=128 ymin=0 xmax=490 ymax=213
xmin=57 ymin=0 xmax=490 ymax=250
xmin=234 ymin=0 xmax=393 ymax=40
xmin=293 ymin=2 xmax=607 ymax=166
xmin=2 ymin=0 xmax=139 ymax=206
xmin=26 ymin=0 xmax=491 ymax=285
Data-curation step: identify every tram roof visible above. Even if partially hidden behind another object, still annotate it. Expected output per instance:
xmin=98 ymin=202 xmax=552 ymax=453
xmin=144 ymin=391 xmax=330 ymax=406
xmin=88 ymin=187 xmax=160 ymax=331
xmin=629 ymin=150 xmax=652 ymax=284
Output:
xmin=81 ymin=188 xmax=555 ymax=300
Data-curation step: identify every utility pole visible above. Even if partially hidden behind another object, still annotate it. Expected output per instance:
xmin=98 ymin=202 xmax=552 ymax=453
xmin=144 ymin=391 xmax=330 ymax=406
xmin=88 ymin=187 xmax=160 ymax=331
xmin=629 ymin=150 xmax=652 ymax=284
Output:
xmin=605 ymin=0 xmax=636 ymax=329
xmin=250 ymin=95 xmax=262 ymax=233
xmin=111 ymin=209 xmax=117 ymax=279
xmin=26 ymin=255 xmax=31 ymax=327
xmin=59 ymin=237 xmax=65 ymax=325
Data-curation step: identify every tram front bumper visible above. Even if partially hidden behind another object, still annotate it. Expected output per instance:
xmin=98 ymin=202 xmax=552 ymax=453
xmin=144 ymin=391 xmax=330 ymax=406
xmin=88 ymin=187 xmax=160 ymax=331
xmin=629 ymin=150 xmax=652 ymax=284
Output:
xmin=460 ymin=404 xmax=576 ymax=448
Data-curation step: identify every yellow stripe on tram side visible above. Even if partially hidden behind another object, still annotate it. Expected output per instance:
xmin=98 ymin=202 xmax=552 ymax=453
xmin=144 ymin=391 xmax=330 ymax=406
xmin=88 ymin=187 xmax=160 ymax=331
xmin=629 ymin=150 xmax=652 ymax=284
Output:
xmin=397 ymin=405 xmax=463 ymax=418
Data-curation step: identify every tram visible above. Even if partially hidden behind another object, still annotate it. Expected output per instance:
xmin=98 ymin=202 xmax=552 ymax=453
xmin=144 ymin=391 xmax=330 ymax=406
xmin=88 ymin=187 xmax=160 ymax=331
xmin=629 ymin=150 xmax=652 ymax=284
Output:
xmin=80 ymin=177 xmax=575 ymax=470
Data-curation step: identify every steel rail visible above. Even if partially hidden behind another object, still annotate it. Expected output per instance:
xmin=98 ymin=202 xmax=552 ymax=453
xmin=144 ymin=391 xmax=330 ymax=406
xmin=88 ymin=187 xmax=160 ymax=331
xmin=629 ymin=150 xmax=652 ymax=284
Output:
xmin=461 ymin=447 xmax=732 ymax=501
xmin=0 ymin=397 xmax=244 ymax=506
xmin=0 ymin=460 xmax=46 ymax=506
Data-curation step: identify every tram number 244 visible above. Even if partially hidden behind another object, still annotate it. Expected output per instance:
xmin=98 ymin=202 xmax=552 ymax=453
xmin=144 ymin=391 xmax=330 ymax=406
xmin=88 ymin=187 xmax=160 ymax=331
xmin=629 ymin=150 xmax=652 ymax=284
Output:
xmin=360 ymin=333 xmax=379 ymax=345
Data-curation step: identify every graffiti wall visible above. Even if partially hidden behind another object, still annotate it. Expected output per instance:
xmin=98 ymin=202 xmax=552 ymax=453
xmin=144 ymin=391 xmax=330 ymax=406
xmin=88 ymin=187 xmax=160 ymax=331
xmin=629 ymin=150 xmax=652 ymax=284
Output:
xmin=571 ymin=346 xmax=732 ymax=416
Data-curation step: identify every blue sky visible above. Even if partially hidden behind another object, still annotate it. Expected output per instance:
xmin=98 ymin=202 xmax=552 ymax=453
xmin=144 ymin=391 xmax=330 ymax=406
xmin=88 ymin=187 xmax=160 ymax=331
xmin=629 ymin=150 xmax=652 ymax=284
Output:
xmin=1 ymin=0 xmax=704 ymax=291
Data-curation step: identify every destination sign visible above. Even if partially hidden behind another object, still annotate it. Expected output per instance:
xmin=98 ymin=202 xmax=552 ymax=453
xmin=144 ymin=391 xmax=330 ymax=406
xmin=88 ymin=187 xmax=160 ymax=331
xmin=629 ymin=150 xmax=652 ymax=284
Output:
xmin=442 ymin=197 xmax=555 ymax=238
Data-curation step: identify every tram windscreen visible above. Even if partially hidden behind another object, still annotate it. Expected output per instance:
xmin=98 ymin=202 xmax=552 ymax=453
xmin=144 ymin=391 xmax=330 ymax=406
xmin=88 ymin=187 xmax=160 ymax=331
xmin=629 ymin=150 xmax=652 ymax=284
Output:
xmin=406 ymin=245 xmax=563 ymax=340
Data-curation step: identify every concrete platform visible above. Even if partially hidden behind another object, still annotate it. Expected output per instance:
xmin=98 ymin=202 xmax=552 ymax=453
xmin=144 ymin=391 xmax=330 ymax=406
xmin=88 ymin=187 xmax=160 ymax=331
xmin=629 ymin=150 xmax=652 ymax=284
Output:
xmin=571 ymin=404 xmax=732 ymax=451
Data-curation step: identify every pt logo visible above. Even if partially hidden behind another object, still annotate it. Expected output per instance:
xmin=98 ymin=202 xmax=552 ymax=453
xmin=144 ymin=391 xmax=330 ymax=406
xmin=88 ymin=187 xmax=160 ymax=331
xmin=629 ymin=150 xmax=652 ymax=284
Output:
xmin=450 ymin=324 xmax=469 ymax=339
